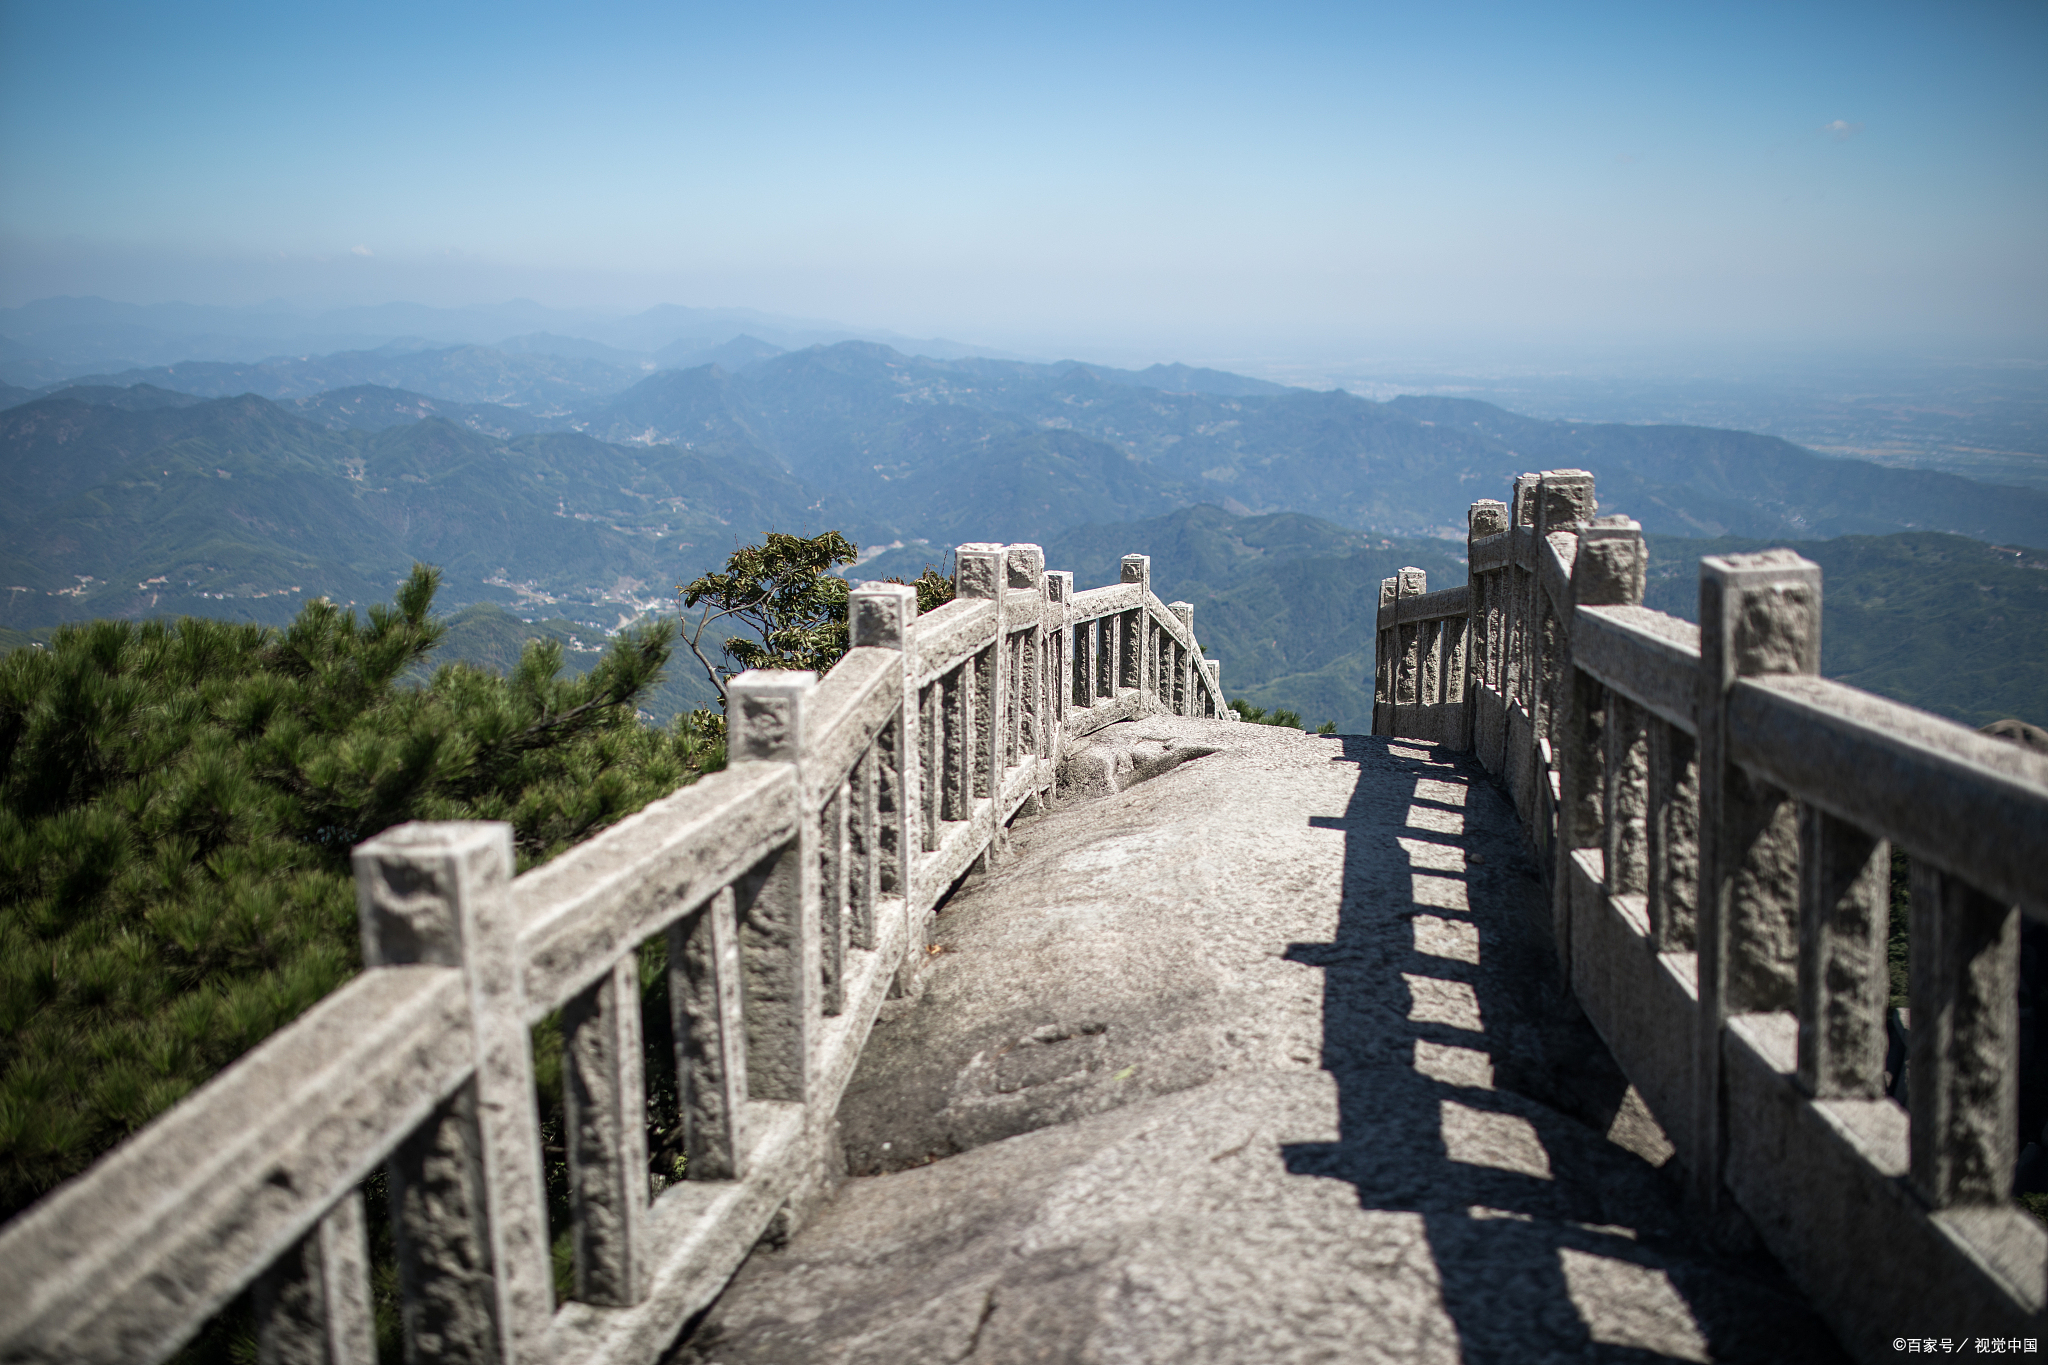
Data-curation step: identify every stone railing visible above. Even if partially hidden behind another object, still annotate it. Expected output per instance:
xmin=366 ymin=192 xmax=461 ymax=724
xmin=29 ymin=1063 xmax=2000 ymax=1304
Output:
xmin=0 ymin=543 xmax=1228 ymax=1365
xmin=1375 ymin=470 xmax=2048 ymax=1361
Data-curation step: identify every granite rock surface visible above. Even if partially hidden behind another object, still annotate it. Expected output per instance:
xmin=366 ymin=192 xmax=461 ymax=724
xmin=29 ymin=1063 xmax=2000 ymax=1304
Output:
xmin=676 ymin=719 xmax=1845 ymax=1364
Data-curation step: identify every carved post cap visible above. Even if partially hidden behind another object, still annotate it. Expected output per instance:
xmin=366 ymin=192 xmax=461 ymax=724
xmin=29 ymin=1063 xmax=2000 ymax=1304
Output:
xmin=728 ymin=670 xmax=817 ymax=762
xmin=1044 ymin=569 xmax=1072 ymax=603
xmin=1469 ymin=500 xmax=1509 ymax=539
xmin=1203 ymin=657 xmax=1220 ymax=684
xmin=353 ymin=820 xmax=514 ymax=969
xmin=1121 ymin=554 xmax=1151 ymax=595
xmin=1511 ymin=472 xmax=1543 ymax=526
xmin=1575 ymin=514 xmax=1646 ymax=607
xmin=1379 ymin=576 xmax=1399 ymax=610
xmin=1005 ymin=544 xmax=1045 ymax=590
xmin=1536 ymin=469 xmax=1597 ymax=533
xmin=1699 ymin=549 xmax=1822 ymax=685
xmin=1168 ymin=601 xmax=1194 ymax=630
xmin=1397 ymin=566 xmax=1428 ymax=598
xmin=850 ymin=581 xmax=918 ymax=649
xmin=954 ymin=544 xmax=1004 ymax=599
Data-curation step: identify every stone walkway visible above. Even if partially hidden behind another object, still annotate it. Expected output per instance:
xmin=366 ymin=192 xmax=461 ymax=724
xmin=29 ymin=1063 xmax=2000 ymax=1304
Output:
xmin=675 ymin=719 xmax=1846 ymax=1364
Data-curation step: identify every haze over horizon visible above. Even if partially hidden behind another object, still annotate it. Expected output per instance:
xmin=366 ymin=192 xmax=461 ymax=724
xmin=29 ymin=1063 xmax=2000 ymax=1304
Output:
xmin=3 ymin=0 xmax=2044 ymax=371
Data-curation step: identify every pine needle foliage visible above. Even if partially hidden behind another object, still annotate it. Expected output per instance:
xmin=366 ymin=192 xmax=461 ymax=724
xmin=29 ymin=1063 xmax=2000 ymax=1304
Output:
xmin=0 ymin=565 xmax=722 ymax=1218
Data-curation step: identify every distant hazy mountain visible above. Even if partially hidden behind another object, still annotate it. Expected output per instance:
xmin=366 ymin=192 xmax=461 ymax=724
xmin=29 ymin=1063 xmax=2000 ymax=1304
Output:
xmin=566 ymin=341 xmax=2048 ymax=547
xmin=0 ymin=389 xmax=817 ymax=633
xmin=492 ymin=331 xmax=656 ymax=367
xmin=1062 ymin=361 xmax=1291 ymax=398
xmin=0 ymin=296 xmax=1021 ymax=384
xmin=653 ymin=334 xmax=785 ymax=371
xmin=4 ymin=382 xmax=203 ymax=414
xmin=284 ymin=385 xmax=556 ymax=436
xmin=1018 ymin=507 xmax=2048 ymax=733
xmin=38 ymin=345 xmax=645 ymax=412
xmin=1642 ymin=531 xmax=2048 ymax=728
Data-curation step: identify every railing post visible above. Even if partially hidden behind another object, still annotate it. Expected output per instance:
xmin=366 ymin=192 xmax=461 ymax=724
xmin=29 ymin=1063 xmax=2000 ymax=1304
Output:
xmin=1374 ymin=576 xmax=1397 ymax=735
xmin=1909 ymin=864 xmax=2020 ymax=1207
xmin=1203 ymin=657 xmax=1221 ymax=717
xmin=1006 ymin=544 xmax=1045 ymax=767
xmin=1121 ymin=555 xmax=1149 ymax=704
xmin=1394 ymin=567 xmax=1426 ymax=738
xmin=1169 ymin=602 xmax=1194 ymax=716
xmin=1551 ymin=512 xmax=1641 ymax=979
xmin=1045 ymin=570 xmax=1073 ymax=736
xmin=727 ymin=670 xmax=820 ymax=1106
xmin=1465 ymin=500 xmax=1507 ymax=756
xmin=1506 ymin=472 xmax=1542 ymax=816
xmin=850 ymin=581 xmax=917 ymax=929
xmin=955 ymin=544 xmax=1005 ymax=805
xmin=1532 ymin=469 xmax=1596 ymax=752
xmin=1691 ymin=549 xmax=1820 ymax=1219
xmin=354 ymin=820 xmax=553 ymax=1365
xmin=252 ymin=1191 xmax=376 ymax=1365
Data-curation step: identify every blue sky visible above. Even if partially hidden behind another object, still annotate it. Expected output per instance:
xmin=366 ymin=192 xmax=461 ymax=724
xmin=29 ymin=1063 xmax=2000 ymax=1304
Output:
xmin=1 ymin=0 xmax=2043 ymax=361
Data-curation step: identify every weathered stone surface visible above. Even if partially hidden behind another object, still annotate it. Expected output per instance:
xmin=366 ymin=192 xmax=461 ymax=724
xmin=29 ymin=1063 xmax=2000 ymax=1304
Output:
xmin=678 ymin=721 xmax=1842 ymax=1363
xmin=1052 ymin=715 xmax=1224 ymax=803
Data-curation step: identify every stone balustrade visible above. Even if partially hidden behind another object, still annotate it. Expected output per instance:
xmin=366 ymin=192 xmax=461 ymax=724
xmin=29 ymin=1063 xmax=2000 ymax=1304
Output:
xmin=0 ymin=544 xmax=1228 ymax=1365
xmin=1375 ymin=470 xmax=2048 ymax=1361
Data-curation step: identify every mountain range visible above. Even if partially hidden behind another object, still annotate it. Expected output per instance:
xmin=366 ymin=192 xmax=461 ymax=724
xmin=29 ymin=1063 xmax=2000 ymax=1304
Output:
xmin=0 ymin=296 xmax=1012 ymax=385
xmin=3 ymin=334 xmax=2044 ymax=730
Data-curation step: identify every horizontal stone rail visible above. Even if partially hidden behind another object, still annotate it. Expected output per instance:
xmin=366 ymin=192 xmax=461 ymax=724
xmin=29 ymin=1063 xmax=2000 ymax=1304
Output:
xmin=1373 ymin=583 xmax=1470 ymax=632
xmin=0 ymin=542 xmax=1229 ymax=1365
xmin=1375 ymin=471 xmax=2048 ymax=1363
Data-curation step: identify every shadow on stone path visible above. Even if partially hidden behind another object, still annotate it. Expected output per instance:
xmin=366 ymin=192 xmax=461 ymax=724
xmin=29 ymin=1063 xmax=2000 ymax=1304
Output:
xmin=670 ymin=721 xmax=1847 ymax=1364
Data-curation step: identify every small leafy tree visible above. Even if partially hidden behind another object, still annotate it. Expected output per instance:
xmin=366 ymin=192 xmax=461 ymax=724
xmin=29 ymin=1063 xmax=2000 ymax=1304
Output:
xmin=678 ymin=531 xmax=860 ymax=700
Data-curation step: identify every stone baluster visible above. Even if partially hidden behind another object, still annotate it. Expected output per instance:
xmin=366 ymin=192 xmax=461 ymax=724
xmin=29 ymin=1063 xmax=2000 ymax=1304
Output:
xmin=1691 ymin=549 xmax=1819 ymax=1218
xmin=727 ymin=671 xmax=820 ymax=1107
xmin=1794 ymin=809 xmax=1889 ymax=1100
xmin=817 ymin=779 xmax=849 ymax=1018
xmin=354 ymin=821 xmax=553 ymax=1364
xmin=1169 ymin=602 xmax=1195 ymax=715
xmin=1045 ymin=570 xmax=1074 ymax=731
xmin=562 ymin=951 xmax=649 ymax=1304
xmin=252 ymin=1191 xmax=377 ymax=1365
xmin=671 ymin=884 xmax=747 ymax=1182
xmin=1909 ymin=863 xmax=2020 ymax=1207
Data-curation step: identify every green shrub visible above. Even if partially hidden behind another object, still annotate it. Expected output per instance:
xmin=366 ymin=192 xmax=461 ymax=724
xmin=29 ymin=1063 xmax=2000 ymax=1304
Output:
xmin=1230 ymin=699 xmax=1336 ymax=733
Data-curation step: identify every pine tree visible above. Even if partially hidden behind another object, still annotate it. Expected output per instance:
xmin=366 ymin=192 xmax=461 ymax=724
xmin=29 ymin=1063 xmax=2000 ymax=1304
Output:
xmin=0 ymin=565 xmax=721 ymax=1218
